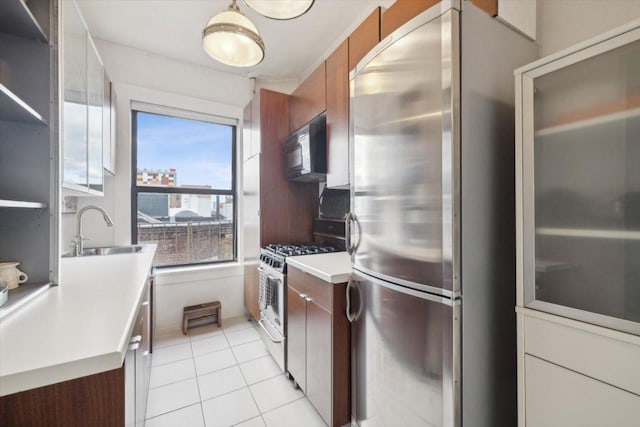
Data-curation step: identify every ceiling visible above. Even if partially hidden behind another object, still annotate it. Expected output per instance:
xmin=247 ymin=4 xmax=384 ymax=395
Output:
xmin=75 ymin=0 xmax=386 ymax=82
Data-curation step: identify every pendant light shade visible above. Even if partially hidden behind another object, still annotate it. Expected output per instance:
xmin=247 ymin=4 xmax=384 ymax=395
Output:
xmin=243 ymin=0 xmax=314 ymax=20
xmin=202 ymin=0 xmax=265 ymax=67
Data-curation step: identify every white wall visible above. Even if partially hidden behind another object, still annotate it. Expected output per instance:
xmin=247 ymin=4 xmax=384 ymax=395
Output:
xmin=537 ymin=0 xmax=640 ymax=57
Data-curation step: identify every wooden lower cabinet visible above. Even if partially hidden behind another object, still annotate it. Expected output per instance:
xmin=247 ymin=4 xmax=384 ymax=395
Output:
xmin=0 ymin=277 xmax=152 ymax=427
xmin=306 ymin=301 xmax=333 ymax=421
xmin=0 ymin=367 xmax=125 ymax=427
xmin=286 ymin=266 xmax=349 ymax=427
xmin=287 ymin=284 xmax=308 ymax=390
xmin=244 ymin=262 xmax=260 ymax=321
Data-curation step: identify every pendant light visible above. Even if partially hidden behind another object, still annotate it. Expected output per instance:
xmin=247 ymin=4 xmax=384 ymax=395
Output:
xmin=202 ymin=0 xmax=265 ymax=67
xmin=243 ymin=0 xmax=314 ymax=20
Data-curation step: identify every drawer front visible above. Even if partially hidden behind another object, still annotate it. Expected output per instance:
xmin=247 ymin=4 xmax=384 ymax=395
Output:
xmin=523 ymin=312 xmax=640 ymax=395
xmin=288 ymin=266 xmax=332 ymax=313
xmin=525 ymin=355 xmax=640 ymax=427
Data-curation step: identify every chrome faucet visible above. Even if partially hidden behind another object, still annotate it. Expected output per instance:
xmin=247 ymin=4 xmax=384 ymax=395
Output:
xmin=74 ymin=205 xmax=114 ymax=256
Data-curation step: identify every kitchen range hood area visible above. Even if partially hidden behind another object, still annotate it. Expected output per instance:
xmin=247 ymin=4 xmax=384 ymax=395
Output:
xmin=1 ymin=0 xmax=640 ymax=426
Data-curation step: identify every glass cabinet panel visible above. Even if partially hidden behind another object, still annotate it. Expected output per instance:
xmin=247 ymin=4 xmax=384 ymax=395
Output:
xmin=87 ymin=38 xmax=103 ymax=192
xmin=527 ymin=36 xmax=640 ymax=330
xmin=62 ymin=0 xmax=88 ymax=188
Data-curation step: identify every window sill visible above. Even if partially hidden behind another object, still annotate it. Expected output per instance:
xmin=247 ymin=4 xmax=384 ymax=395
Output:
xmin=154 ymin=261 xmax=243 ymax=286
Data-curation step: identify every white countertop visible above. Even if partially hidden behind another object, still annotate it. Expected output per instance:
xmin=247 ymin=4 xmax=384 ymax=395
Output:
xmin=286 ymin=252 xmax=352 ymax=283
xmin=0 ymin=244 xmax=156 ymax=396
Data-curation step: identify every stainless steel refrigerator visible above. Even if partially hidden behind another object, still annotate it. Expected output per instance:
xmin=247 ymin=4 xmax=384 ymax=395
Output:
xmin=345 ymin=2 xmax=536 ymax=426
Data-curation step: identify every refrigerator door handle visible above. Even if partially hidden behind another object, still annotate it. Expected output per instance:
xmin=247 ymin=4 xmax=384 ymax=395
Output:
xmin=345 ymin=212 xmax=362 ymax=255
xmin=353 ymin=214 xmax=362 ymax=253
xmin=345 ymin=212 xmax=354 ymax=254
xmin=346 ymin=277 xmax=363 ymax=323
xmin=353 ymin=279 xmax=363 ymax=321
xmin=346 ymin=277 xmax=354 ymax=322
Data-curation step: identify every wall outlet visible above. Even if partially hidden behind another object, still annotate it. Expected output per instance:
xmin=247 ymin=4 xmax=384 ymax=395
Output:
xmin=62 ymin=196 xmax=77 ymax=214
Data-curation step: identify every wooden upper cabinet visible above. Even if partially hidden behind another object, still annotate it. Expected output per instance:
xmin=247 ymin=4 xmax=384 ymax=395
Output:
xmin=326 ymin=38 xmax=350 ymax=188
xmin=349 ymin=7 xmax=381 ymax=71
xmin=289 ymin=62 xmax=327 ymax=133
xmin=471 ymin=0 xmax=498 ymax=16
xmin=381 ymin=0 xmax=441 ymax=39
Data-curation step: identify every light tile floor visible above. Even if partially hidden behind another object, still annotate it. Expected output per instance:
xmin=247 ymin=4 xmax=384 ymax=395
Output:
xmin=146 ymin=316 xmax=328 ymax=427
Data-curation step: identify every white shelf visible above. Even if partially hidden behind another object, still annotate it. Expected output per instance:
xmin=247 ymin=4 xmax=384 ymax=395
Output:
xmin=535 ymin=107 xmax=640 ymax=137
xmin=0 ymin=199 xmax=47 ymax=208
xmin=0 ymin=83 xmax=46 ymax=124
xmin=0 ymin=282 xmax=51 ymax=320
xmin=537 ymin=227 xmax=640 ymax=240
xmin=0 ymin=0 xmax=48 ymax=43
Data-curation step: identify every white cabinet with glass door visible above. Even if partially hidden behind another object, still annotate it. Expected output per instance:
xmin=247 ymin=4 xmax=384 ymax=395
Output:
xmin=62 ymin=0 xmax=104 ymax=195
xmin=515 ymin=19 xmax=640 ymax=426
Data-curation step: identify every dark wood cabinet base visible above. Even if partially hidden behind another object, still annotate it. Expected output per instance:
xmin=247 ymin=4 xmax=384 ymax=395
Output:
xmin=0 ymin=366 xmax=124 ymax=427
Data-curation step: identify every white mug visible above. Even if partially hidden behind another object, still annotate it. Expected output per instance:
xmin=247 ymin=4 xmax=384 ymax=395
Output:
xmin=0 ymin=262 xmax=29 ymax=290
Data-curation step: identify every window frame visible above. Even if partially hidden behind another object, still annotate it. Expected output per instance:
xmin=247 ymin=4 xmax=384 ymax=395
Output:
xmin=131 ymin=104 xmax=238 ymax=268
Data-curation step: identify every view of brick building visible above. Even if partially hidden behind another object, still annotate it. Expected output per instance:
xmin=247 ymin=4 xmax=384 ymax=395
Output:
xmin=136 ymin=168 xmax=234 ymax=266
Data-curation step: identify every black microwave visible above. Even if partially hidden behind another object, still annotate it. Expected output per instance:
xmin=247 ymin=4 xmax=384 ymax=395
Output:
xmin=285 ymin=113 xmax=327 ymax=182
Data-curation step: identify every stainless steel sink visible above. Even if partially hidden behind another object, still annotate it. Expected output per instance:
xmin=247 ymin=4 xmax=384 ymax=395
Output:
xmin=63 ymin=245 xmax=143 ymax=257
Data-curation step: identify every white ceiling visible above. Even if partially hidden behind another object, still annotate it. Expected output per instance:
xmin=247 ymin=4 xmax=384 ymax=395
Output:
xmin=75 ymin=0 xmax=386 ymax=82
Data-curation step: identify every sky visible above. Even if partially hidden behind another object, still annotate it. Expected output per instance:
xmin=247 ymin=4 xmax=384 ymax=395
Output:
xmin=136 ymin=111 xmax=233 ymax=190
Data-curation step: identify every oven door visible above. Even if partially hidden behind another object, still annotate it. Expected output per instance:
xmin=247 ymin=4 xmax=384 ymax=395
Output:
xmin=258 ymin=264 xmax=287 ymax=372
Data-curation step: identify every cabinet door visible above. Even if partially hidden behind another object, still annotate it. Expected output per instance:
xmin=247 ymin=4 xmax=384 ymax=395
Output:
xmin=62 ymin=0 xmax=88 ymax=189
xmin=103 ymin=72 xmax=116 ymax=174
xmin=305 ymin=300 xmax=332 ymax=425
xmin=525 ymin=354 xmax=640 ymax=427
xmin=86 ymin=37 xmax=103 ymax=193
xmin=287 ymin=285 xmax=307 ymax=391
xmin=521 ymin=36 xmax=640 ymax=334
xmin=348 ymin=7 xmax=380 ymax=71
xmin=326 ymin=39 xmax=350 ymax=189
xmin=289 ymin=62 xmax=326 ymax=133
xmin=137 ymin=281 xmax=151 ymax=427
xmin=244 ymin=264 xmax=260 ymax=321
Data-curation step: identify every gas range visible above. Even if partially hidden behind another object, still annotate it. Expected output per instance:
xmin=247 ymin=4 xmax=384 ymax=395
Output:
xmin=259 ymin=243 xmax=338 ymax=273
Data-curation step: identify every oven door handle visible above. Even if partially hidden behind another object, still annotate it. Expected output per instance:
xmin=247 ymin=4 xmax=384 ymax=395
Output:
xmin=258 ymin=319 xmax=283 ymax=343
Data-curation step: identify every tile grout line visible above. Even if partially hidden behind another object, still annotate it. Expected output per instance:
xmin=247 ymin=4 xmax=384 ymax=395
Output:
xmin=228 ymin=320 xmax=268 ymax=426
xmin=227 ymin=325 xmax=264 ymax=426
xmin=144 ymin=402 xmax=203 ymax=423
xmin=188 ymin=331 xmax=208 ymax=427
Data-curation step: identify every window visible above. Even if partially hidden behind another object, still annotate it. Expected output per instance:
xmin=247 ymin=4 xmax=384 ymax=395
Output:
xmin=132 ymin=105 xmax=237 ymax=267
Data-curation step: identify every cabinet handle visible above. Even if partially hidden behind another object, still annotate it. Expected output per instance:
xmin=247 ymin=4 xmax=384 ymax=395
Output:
xmin=130 ymin=335 xmax=142 ymax=344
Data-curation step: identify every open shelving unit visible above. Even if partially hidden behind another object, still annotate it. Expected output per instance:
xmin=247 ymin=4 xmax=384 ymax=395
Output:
xmin=0 ymin=0 xmax=58 ymax=317
xmin=0 ymin=0 xmax=49 ymax=43
xmin=0 ymin=83 xmax=47 ymax=124
xmin=0 ymin=199 xmax=47 ymax=208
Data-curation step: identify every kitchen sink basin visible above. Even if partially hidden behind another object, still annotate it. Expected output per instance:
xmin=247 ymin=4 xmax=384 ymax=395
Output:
xmin=63 ymin=245 xmax=143 ymax=257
